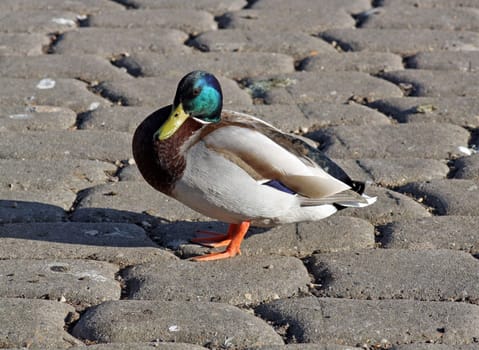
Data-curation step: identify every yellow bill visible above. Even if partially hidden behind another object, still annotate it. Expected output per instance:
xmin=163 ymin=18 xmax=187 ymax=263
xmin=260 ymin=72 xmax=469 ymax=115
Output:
xmin=155 ymin=103 xmax=189 ymax=141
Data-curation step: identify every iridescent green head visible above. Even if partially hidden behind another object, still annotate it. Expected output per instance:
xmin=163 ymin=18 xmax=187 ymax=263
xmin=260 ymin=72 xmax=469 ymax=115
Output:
xmin=155 ymin=71 xmax=223 ymax=141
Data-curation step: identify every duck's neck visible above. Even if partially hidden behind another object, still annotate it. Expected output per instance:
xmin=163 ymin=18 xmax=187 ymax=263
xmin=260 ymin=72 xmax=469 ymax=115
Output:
xmin=153 ymin=117 xmax=203 ymax=193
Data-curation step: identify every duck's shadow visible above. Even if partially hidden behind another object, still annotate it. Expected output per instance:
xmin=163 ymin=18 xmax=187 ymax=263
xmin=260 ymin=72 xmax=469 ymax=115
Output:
xmin=0 ymin=200 xmax=268 ymax=253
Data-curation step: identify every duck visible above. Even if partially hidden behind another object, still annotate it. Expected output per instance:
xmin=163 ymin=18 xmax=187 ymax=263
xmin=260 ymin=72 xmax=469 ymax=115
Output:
xmin=133 ymin=70 xmax=376 ymax=261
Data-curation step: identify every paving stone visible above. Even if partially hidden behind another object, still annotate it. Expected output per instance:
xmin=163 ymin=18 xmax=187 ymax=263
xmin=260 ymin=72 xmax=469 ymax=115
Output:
xmin=369 ymin=96 xmax=479 ymax=127
xmin=96 ymin=76 xmax=251 ymax=107
xmin=0 ymin=298 xmax=81 ymax=349
xmin=0 ymin=197 xmax=66 ymax=223
xmin=251 ymin=0 xmax=371 ymax=14
xmin=53 ymin=28 xmax=190 ymax=56
xmin=0 ymin=0 xmax=123 ymax=13
xmin=219 ymin=9 xmax=355 ymax=34
xmin=250 ymin=346 xmax=363 ymax=350
xmin=256 ymin=297 xmax=479 ymax=345
xmin=192 ymin=29 xmax=337 ymax=60
xmin=399 ymin=179 xmax=479 ymax=216
xmin=379 ymin=216 xmax=479 ymax=253
xmin=226 ymin=103 xmax=310 ymax=133
xmin=79 ymin=106 xmax=156 ymax=133
xmin=72 ymin=181 xmax=206 ymax=224
xmin=311 ymin=123 xmax=470 ymax=159
xmin=381 ymin=70 xmax=479 ymax=98
xmin=118 ymin=164 xmax=143 ymax=181
xmin=0 ymin=33 xmax=50 ymax=56
xmin=0 ymin=189 xmax=75 ymax=212
xmin=0 ymin=11 xmax=78 ymax=33
xmin=0 ymin=259 xmax=120 ymax=308
xmin=0 ymin=222 xmax=175 ymax=266
xmin=408 ymin=51 xmax=479 ymax=73
xmin=298 ymin=102 xmax=391 ymax=128
xmin=338 ymin=186 xmax=432 ymax=225
xmin=378 ymin=0 xmax=479 ymax=9
xmin=0 ymin=54 xmax=130 ymax=81
xmin=89 ymin=9 xmax=216 ymax=35
xmin=0 ymin=130 xmax=131 ymax=162
xmin=0 ymin=78 xmax=108 ymax=113
xmin=0 ymin=159 xmax=116 ymax=192
xmin=392 ymin=345 xmax=479 ymax=350
xmin=116 ymin=52 xmax=295 ymax=80
xmin=454 ymin=153 xmax=479 ymax=180
xmin=301 ymin=51 xmax=403 ymax=74
xmin=0 ymin=105 xmax=76 ymax=131
xmin=321 ymin=29 xmax=479 ymax=55
xmin=114 ymin=0 xmax=247 ymax=16
xmin=246 ymin=71 xmax=402 ymax=105
xmin=72 ymin=300 xmax=284 ymax=347
xmin=357 ymin=158 xmax=449 ymax=187
xmin=308 ymin=249 xmax=479 ymax=302
xmin=69 ymin=343 xmax=209 ymax=350
xmin=360 ymin=6 xmax=479 ymax=31
xmin=153 ymin=216 xmax=375 ymax=258
xmin=123 ymin=255 xmax=309 ymax=305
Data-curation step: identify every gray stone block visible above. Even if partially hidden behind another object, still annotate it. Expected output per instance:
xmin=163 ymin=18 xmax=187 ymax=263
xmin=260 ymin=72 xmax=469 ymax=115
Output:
xmin=79 ymin=106 xmax=156 ymax=132
xmin=312 ymin=123 xmax=470 ymax=159
xmin=298 ymin=102 xmax=391 ymax=127
xmin=0 ymin=222 xmax=175 ymax=266
xmin=408 ymin=51 xmax=479 ymax=72
xmin=89 ymin=9 xmax=216 ymax=35
xmin=256 ymin=297 xmax=479 ymax=345
xmin=0 ymin=54 xmax=130 ymax=81
xmin=0 ymin=105 xmax=76 ymax=131
xmin=115 ymin=52 xmax=295 ymax=80
xmin=114 ymin=0 xmax=246 ymax=16
xmin=0 ymin=130 xmax=131 ymax=162
xmin=246 ymin=71 xmax=402 ymax=105
xmin=454 ymin=154 xmax=479 ymax=180
xmin=249 ymin=345 xmax=363 ymax=350
xmin=0 ymin=159 xmax=116 ymax=192
xmin=0 ymin=298 xmax=81 ymax=349
xmin=0 ymin=78 xmax=108 ymax=113
xmin=72 ymin=300 xmax=283 ymax=347
xmin=72 ymin=181 xmax=206 ymax=223
xmin=0 ymin=197 xmax=66 ymax=223
xmin=0 ymin=0 xmax=123 ymax=12
xmin=338 ymin=186 xmax=432 ymax=225
xmin=399 ymin=179 xmax=479 ymax=216
xmin=357 ymin=158 xmax=449 ymax=187
xmin=96 ymin=75 xmax=251 ymax=107
xmin=360 ymin=6 xmax=479 ymax=31
xmin=308 ymin=249 xmax=479 ymax=302
xmin=369 ymin=96 xmax=479 ymax=127
xmin=321 ymin=29 xmax=479 ymax=55
xmin=69 ymin=343 xmax=209 ymax=350
xmin=251 ymin=0 xmax=371 ymax=14
xmin=379 ymin=0 xmax=479 ymax=9
xmin=301 ymin=51 xmax=403 ymax=74
xmin=0 ymin=259 xmax=120 ymax=308
xmin=53 ymin=28 xmax=190 ymax=56
xmin=0 ymin=10 xmax=78 ymax=33
xmin=379 ymin=216 xmax=479 ymax=253
xmin=0 ymin=33 xmax=49 ymax=56
xmin=193 ymin=29 xmax=336 ymax=60
xmin=220 ymin=9 xmax=355 ymax=33
xmin=123 ymin=255 xmax=309 ymax=305
xmin=381 ymin=70 xmax=479 ymax=97
xmin=392 ymin=344 xmax=479 ymax=350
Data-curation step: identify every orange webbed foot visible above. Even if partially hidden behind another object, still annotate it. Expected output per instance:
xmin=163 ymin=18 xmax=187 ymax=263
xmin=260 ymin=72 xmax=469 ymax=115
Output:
xmin=190 ymin=221 xmax=250 ymax=261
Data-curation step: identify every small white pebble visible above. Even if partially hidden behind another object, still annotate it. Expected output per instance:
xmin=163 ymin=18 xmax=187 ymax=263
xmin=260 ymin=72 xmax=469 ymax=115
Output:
xmin=9 ymin=114 xmax=32 ymax=120
xmin=168 ymin=325 xmax=180 ymax=332
xmin=127 ymin=158 xmax=136 ymax=165
xmin=89 ymin=102 xmax=100 ymax=111
xmin=458 ymin=146 xmax=475 ymax=156
xmin=36 ymin=78 xmax=56 ymax=90
xmin=51 ymin=17 xmax=76 ymax=26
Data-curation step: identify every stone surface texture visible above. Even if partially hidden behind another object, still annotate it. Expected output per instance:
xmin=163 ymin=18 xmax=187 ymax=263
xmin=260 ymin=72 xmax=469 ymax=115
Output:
xmin=1 ymin=0 xmax=478 ymax=349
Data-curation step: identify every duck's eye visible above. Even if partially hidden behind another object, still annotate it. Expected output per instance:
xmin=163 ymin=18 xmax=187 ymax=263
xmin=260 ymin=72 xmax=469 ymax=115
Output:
xmin=192 ymin=87 xmax=201 ymax=97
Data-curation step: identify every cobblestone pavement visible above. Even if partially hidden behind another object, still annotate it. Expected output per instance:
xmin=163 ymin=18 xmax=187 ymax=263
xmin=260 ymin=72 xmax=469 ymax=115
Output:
xmin=1 ymin=0 xmax=479 ymax=349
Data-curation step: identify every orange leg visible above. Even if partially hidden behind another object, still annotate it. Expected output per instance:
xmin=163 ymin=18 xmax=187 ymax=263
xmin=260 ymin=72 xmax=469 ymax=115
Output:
xmin=191 ymin=221 xmax=250 ymax=261
xmin=190 ymin=224 xmax=238 ymax=248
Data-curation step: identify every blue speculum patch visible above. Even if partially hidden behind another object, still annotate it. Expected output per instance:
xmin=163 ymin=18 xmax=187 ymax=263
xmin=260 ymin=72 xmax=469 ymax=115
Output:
xmin=263 ymin=180 xmax=296 ymax=195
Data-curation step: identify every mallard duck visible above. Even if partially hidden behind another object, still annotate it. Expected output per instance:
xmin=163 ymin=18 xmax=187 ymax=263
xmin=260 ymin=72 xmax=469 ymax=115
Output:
xmin=133 ymin=71 xmax=376 ymax=261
